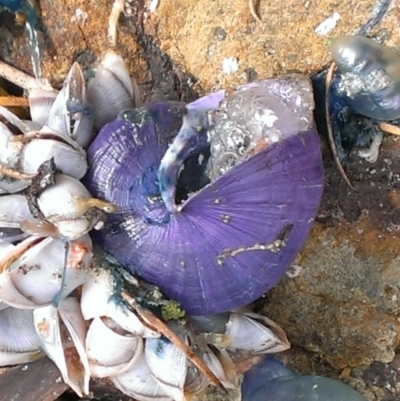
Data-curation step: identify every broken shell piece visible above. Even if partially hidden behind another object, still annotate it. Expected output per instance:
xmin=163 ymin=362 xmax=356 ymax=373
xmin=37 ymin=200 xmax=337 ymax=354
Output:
xmin=0 ymin=235 xmax=91 ymax=308
xmin=86 ymin=316 xmax=144 ymax=378
xmin=0 ymin=307 xmax=43 ymax=365
xmin=33 ymin=297 xmax=90 ymax=397
xmin=108 ymin=0 xmax=125 ymax=46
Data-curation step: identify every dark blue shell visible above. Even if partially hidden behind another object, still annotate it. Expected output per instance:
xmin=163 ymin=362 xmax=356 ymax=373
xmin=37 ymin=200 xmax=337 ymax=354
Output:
xmin=242 ymin=356 xmax=368 ymax=401
xmin=328 ymin=35 xmax=400 ymax=121
xmin=85 ymin=78 xmax=324 ymax=315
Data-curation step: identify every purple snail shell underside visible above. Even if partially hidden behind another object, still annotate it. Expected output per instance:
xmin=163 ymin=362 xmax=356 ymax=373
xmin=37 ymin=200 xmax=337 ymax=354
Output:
xmin=85 ymin=73 xmax=324 ymax=316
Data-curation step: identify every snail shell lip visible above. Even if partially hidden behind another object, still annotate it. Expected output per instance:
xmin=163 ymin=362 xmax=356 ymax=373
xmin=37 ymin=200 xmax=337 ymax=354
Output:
xmin=86 ymin=92 xmax=324 ymax=316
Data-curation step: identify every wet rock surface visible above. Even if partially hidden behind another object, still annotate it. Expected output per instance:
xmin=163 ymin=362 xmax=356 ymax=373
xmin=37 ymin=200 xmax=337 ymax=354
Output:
xmin=258 ymin=135 xmax=400 ymax=401
xmin=0 ymin=0 xmax=400 ymax=400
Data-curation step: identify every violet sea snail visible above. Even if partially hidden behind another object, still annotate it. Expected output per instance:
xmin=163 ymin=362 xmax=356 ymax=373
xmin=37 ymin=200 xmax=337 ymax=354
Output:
xmin=85 ymin=73 xmax=324 ymax=315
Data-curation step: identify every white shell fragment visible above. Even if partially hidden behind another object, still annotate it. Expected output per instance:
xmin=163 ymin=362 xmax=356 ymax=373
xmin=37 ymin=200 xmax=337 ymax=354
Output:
xmin=314 ymin=12 xmax=341 ymax=36
xmin=108 ymin=0 xmax=125 ymax=46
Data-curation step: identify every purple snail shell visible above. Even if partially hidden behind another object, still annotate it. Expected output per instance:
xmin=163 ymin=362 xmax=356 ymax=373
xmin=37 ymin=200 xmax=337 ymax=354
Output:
xmin=85 ymin=74 xmax=324 ymax=315
xmin=328 ymin=35 xmax=400 ymax=121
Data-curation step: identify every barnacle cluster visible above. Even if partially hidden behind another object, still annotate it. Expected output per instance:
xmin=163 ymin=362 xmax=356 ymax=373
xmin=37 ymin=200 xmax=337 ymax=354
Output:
xmin=0 ymin=51 xmax=292 ymax=400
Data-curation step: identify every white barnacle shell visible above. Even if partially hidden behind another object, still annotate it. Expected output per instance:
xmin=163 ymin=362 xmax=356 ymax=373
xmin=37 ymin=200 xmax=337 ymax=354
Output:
xmin=0 ymin=235 xmax=91 ymax=308
xmin=28 ymin=89 xmax=58 ymax=127
xmin=87 ymin=50 xmax=140 ymax=129
xmin=80 ymin=262 xmax=160 ymax=338
xmin=0 ymin=194 xmax=31 ymax=242
xmin=0 ymin=107 xmax=30 ymax=193
xmin=19 ymin=130 xmax=88 ymax=179
xmin=0 ymin=97 xmax=88 ymax=193
xmin=0 ymin=307 xmax=43 ymax=365
xmin=85 ymin=316 xmax=144 ymax=378
xmin=201 ymin=345 xmax=237 ymax=389
xmin=112 ymin=352 xmax=172 ymax=401
xmin=33 ymin=297 xmax=90 ymax=397
xmin=145 ymin=333 xmax=188 ymax=401
xmin=34 ymin=174 xmax=104 ymax=240
xmin=225 ymin=311 xmax=290 ymax=355
xmin=47 ymin=62 xmax=94 ymax=148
